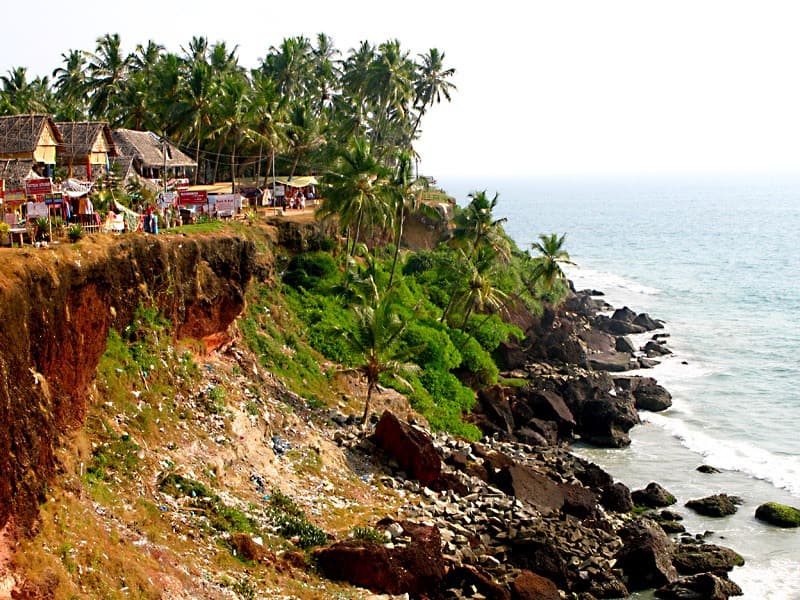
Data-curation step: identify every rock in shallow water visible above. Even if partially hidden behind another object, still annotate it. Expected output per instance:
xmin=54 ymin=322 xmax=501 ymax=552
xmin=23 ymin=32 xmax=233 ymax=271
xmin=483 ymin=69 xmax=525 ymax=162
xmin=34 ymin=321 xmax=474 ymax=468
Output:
xmin=754 ymin=501 xmax=800 ymax=527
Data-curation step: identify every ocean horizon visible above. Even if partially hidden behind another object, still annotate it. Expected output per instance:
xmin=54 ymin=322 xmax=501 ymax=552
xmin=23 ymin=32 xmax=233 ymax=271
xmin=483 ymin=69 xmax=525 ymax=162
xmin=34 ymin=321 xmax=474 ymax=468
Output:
xmin=440 ymin=173 xmax=800 ymax=599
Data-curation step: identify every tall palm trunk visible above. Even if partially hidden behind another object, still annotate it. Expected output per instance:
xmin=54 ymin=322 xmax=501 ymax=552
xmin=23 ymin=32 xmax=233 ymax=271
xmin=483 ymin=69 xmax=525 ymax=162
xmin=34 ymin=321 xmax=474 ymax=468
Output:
xmin=388 ymin=202 xmax=405 ymax=287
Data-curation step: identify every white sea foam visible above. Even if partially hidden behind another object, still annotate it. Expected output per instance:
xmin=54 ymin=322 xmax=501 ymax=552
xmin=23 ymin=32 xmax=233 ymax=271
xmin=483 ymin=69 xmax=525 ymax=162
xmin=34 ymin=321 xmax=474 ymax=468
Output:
xmin=643 ymin=412 xmax=800 ymax=497
xmin=564 ymin=264 xmax=661 ymax=301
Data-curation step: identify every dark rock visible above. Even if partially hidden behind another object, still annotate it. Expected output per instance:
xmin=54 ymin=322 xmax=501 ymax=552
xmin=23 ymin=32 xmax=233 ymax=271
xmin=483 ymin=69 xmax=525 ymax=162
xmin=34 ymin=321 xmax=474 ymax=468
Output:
xmin=313 ymin=521 xmax=445 ymax=596
xmin=445 ymin=564 xmax=512 ymax=600
xmin=658 ymin=520 xmax=686 ymax=534
xmin=575 ymin=394 xmax=639 ymax=447
xmin=559 ymin=482 xmax=598 ymax=519
xmin=494 ymin=463 xmax=565 ymax=514
xmin=511 ymin=569 xmax=560 ymax=600
xmin=754 ymin=502 xmax=800 ymax=527
xmin=616 ymin=336 xmax=636 ymax=353
xmin=616 ymin=521 xmax=679 ymax=590
xmin=516 ymin=427 xmax=550 ymax=447
xmin=593 ymin=315 xmax=647 ymax=335
xmin=612 ymin=306 xmax=637 ymax=323
xmin=524 ymin=389 xmax=577 ymax=428
xmin=697 ymin=465 xmax=721 ymax=474
xmin=497 ymin=340 xmax=529 ymax=370
xmin=527 ymin=418 xmax=560 ymax=445
xmin=685 ymin=494 xmax=742 ymax=518
xmin=601 ymin=482 xmax=635 ymax=513
xmin=510 ymin=538 xmax=570 ymax=589
xmin=575 ymin=460 xmax=615 ymax=489
xmin=672 ymin=542 xmax=745 ymax=575
xmin=655 ymin=572 xmax=743 ymax=599
xmin=478 ymin=385 xmax=516 ymax=435
xmin=660 ymin=510 xmax=684 ymax=521
xmin=588 ymin=353 xmax=637 ymax=372
xmin=644 ymin=340 xmax=672 ymax=357
xmin=637 ymin=357 xmax=661 ymax=368
xmin=625 ymin=377 xmax=673 ymax=412
xmin=633 ymin=313 xmax=664 ymax=331
xmin=372 ymin=411 xmax=441 ymax=487
xmin=632 ymin=482 xmax=677 ymax=508
xmin=282 ymin=550 xmax=307 ymax=570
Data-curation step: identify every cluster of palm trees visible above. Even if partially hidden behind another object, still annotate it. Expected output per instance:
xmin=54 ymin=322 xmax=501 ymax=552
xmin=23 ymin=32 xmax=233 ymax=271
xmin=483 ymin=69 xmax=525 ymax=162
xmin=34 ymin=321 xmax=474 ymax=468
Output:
xmin=0 ymin=33 xmax=455 ymax=186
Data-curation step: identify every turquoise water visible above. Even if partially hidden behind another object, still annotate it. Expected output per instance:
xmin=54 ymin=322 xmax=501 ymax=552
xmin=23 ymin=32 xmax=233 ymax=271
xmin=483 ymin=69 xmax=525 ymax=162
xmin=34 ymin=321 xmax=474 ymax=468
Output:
xmin=441 ymin=175 xmax=800 ymax=599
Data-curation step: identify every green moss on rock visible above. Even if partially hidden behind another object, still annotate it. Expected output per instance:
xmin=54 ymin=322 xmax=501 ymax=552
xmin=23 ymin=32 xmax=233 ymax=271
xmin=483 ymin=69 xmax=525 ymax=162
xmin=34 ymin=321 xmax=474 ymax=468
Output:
xmin=755 ymin=502 xmax=800 ymax=528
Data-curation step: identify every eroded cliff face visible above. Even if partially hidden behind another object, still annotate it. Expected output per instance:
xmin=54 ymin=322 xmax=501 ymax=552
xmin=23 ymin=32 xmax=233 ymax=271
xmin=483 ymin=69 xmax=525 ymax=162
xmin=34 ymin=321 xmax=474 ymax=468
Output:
xmin=0 ymin=234 xmax=255 ymax=531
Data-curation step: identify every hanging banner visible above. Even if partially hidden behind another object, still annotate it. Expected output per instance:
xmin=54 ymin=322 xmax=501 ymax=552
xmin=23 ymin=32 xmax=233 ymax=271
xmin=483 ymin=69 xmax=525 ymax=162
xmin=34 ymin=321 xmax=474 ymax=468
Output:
xmin=25 ymin=178 xmax=53 ymax=196
xmin=0 ymin=178 xmax=4 ymax=201
xmin=178 ymin=190 xmax=207 ymax=205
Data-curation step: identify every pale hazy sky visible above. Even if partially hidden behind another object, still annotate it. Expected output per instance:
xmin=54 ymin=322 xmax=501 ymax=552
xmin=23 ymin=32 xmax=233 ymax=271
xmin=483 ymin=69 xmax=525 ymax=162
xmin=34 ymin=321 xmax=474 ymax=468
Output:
xmin=3 ymin=0 xmax=800 ymax=178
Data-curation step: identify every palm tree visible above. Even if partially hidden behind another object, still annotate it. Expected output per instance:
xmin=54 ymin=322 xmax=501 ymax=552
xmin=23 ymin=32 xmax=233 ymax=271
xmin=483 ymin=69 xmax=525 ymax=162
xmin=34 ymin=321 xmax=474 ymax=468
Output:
xmin=85 ymin=33 xmax=131 ymax=119
xmin=530 ymin=233 xmax=575 ymax=300
xmin=0 ymin=67 xmax=50 ymax=114
xmin=173 ymin=61 xmax=217 ymax=182
xmin=451 ymin=190 xmax=511 ymax=260
xmin=249 ymin=71 xmax=287 ymax=187
xmin=211 ymin=72 xmax=254 ymax=191
xmin=52 ymin=50 xmax=88 ymax=119
xmin=342 ymin=276 xmax=419 ymax=425
xmin=284 ymin=101 xmax=326 ymax=177
xmin=411 ymin=48 xmax=456 ymax=137
xmin=317 ymin=137 xmax=392 ymax=256
xmin=366 ymin=40 xmax=415 ymax=154
xmin=456 ymin=246 xmax=508 ymax=331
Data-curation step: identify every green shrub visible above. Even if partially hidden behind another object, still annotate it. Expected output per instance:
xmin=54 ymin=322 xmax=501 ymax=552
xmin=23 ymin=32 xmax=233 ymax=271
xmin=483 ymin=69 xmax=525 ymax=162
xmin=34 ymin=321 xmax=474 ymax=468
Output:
xmin=448 ymin=329 xmax=499 ymax=386
xmin=403 ymin=321 xmax=461 ymax=371
xmin=351 ymin=526 xmax=387 ymax=544
xmin=283 ymin=251 xmax=339 ymax=290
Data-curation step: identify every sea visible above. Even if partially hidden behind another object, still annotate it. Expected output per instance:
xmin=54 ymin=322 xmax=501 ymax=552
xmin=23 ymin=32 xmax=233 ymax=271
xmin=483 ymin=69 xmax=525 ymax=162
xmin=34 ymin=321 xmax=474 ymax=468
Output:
xmin=440 ymin=174 xmax=800 ymax=600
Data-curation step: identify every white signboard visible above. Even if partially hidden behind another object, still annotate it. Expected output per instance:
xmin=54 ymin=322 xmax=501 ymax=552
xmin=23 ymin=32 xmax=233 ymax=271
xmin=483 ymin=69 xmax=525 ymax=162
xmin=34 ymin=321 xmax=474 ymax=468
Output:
xmin=27 ymin=202 xmax=49 ymax=218
xmin=159 ymin=192 xmax=176 ymax=208
xmin=274 ymin=185 xmax=285 ymax=198
xmin=215 ymin=194 xmax=236 ymax=217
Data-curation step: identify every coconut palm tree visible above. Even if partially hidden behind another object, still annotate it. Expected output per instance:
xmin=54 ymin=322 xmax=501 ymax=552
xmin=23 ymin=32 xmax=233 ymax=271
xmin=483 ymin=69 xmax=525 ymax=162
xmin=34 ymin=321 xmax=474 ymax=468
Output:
xmin=451 ymin=190 xmax=511 ymax=260
xmin=365 ymin=40 xmax=415 ymax=153
xmin=211 ymin=72 xmax=254 ymax=191
xmin=530 ymin=233 xmax=575 ymax=301
xmin=411 ymin=48 xmax=456 ymax=137
xmin=0 ymin=67 xmax=51 ymax=114
xmin=317 ymin=137 xmax=392 ymax=256
xmin=456 ymin=246 xmax=509 ymax=331
xmin=285 ymin=101 xmax=326 ymax=178
xmin=52 ymin=50 xmax=88 ymax=119
xmin=342 ymin=276 xmax=419 ymax=426
xmin=173 ymin=61 xmax=218 ymax=182
xmin=85 ymin=33 xmax=131 ymax=119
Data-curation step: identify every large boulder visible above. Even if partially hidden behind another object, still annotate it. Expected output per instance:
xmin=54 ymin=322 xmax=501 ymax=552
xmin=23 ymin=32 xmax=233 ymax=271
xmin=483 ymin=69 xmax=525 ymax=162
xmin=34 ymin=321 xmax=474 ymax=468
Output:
xmin=313 ymin=521 xmax=445 ymax=596
xmin=601 ymin=482 xmax=635 ymax=513
xmin=632 ymin=482 xmax=677 ymax=508
xmin=685 ymin=494 xmax=742 ymax=517
xmin=616 ymin=336 xmax=637 ymax=353
xmin=754 ymin=502 xmax=800 ymax=527
xmin=672 ymin=542 xmax=745 ymax=575
xmin=616 ymin=521 xmax=679 ymax=590
xmin=372 ymin=411 xmax=441 ymax=486
xmin=644 ymin=340 xmax=672 ymax=357
xmin=612 ymin=306 xmax=638 ymax=323
xmin=509 ymin=538 xmax=570 ymax=589
xmin=574 ymin=394 xmax=639 ymax=447
xmin=477 ymin=385 xmax=516 ymax=436
xmin=655 ymin=573 xmax=743 ymax=599
xmin=593 ymin=315 xmax=647 ymax=335
xmin=511 ymin=569 xmax=560 ymax=600
xmin=616 ymin=376 xmax=673 ymax=412
xmin=558 ymin=482 xmax=598 ymax=519
xmin=634 ymin=313 xmax=665 ymax=331
xmin=522 ymin=389 xmax=577 ymax=429
xmin=493 ymin=463 xmax=565 ymax=514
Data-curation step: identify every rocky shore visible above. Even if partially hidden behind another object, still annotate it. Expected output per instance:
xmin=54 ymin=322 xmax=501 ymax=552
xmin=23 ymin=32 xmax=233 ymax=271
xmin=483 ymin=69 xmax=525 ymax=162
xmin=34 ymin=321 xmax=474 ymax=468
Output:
xmin=310 ymin=286 xmax=748 ymax=599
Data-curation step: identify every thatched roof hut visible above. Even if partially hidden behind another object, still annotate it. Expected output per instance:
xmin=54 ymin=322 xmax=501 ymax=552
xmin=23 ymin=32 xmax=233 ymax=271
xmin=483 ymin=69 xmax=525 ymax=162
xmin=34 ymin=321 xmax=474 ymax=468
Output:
xmin=0 ymin=115 xmax=63 ymax=166
xmin=112 ymin=129 xmax=196 ymax=181
xmin=56 ymin=121 xmax=117 ymax=180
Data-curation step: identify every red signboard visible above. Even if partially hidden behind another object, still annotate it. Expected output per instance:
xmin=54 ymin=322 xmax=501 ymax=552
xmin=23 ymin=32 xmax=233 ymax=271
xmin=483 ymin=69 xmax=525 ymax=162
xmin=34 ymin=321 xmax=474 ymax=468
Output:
xmin=4 ymin=190 xmax=26 ymax=205
xmin=178 ymin=190 xmax=208 ymax=205
xmin=25 ymin=178 xmax=53 ymax=196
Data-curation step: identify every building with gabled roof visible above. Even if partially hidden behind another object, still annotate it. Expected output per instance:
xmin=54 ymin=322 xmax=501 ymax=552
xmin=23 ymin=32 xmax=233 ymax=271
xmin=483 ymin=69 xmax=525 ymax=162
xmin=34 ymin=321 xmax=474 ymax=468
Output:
xmin=112 ymin=129 xmax=196 ymax=187
xmin=56 ymin=121 xmax=117 ymax=181
xmin=0 ymin=114 xmax=63 ymax=177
